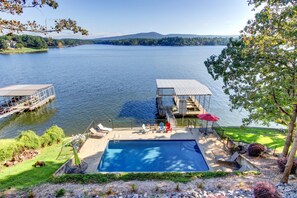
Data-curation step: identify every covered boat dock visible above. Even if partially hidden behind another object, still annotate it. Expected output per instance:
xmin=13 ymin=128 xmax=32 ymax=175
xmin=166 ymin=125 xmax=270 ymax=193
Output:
xmin=156 ymin=79 xmax=212 ymax=125
xmin=0 ymin=84 xmax=55 ymax=119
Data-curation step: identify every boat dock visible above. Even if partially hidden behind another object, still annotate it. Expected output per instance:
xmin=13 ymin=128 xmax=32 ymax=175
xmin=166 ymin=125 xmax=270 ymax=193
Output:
xmin=0 ymin=84 xmax=56 ymax=119
xmin=156 ymin=79 xmax=212 ymax=126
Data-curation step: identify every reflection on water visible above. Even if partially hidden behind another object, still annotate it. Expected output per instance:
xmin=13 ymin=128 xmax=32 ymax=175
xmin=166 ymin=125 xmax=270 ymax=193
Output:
xmin=0 ymin=103 xmax=56 ymax=138
xmin=0 ymin=45 xmax=249 ymax=138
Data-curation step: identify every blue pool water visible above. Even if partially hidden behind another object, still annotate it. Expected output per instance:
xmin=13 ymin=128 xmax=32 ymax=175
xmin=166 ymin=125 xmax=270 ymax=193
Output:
xmin=98 ymin=140 xmax=209 ymax=172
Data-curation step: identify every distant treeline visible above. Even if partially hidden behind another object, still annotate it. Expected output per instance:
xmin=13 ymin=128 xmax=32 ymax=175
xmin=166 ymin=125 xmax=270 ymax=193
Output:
xmin=95 ymin=37 xmax=231 ymax=46
xmin=0 ymin=34 xmax=92 ymax=50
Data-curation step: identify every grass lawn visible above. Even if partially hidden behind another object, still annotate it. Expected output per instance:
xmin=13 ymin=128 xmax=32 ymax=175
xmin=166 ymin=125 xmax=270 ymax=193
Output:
xmin=0 ymin=142 xmax=72 ymax=191
xmin=0 ymin=47 xmax=48 ymax=54
xmin=222 ymin=127 xmax=286 ymax=152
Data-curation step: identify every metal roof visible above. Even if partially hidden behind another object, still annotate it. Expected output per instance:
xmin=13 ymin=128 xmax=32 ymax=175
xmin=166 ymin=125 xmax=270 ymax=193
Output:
xmin=156 ymin=79 xmax=212 ymax=96
xmin=0 ymin=84 xmax=53 ymax=97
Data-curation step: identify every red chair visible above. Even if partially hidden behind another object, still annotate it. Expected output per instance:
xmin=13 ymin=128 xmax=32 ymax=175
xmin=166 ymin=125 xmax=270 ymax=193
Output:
xmin=166 ymin=122 xmax=172 ymax=133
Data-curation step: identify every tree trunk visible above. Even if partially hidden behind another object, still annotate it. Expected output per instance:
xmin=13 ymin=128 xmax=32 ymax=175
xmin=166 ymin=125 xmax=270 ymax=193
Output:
xmin=282 ymin=104 xmax=297 ymax=157
xmin=281 ymin=132 xmax=297 ymax=183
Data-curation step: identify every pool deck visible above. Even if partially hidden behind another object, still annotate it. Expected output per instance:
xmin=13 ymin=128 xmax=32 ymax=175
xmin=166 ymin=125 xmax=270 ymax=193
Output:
xmin=78 ymin=127 xmax=232 ymax=173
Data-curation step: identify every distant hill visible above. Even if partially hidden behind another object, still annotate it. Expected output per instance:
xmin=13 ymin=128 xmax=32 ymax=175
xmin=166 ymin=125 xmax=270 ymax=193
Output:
xmin=95 ymin=32 xmax=237 ymax=41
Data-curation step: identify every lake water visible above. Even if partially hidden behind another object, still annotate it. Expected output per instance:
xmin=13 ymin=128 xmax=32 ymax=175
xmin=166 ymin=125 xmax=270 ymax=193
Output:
xmin=0 ymin=45 xmax=248 ymax=138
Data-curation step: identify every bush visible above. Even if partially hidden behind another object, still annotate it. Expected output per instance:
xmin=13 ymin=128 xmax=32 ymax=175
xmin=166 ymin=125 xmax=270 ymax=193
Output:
xmin=248 ymin=143 xmax=265 ymax=157
xmin=44 ymin=125 xmax=65 ymax=144
xmin=0 ymin=140 xmax=24 ymax=162
xmin=40 ymin=133 xmax=53 ymax=147
xmin=277 ymin=157 xmax=297 ymax=174
xmin=253 ymin=181 xmax=281 ymax=198
xmin=55 ymin=188 xmax=66 ymax=197
xmin=17 ymin=130 xmax=40 ymax=149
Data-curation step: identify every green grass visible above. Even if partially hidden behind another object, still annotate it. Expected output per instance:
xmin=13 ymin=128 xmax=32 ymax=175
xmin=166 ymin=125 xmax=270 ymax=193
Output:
xmin=222 ymin=127 xmax=286 ymax=152
xmin=50 ymin=171 xmax=228 ymax=184
xmin=0 ymin=47 xmax=48 ymax=54
xmin=0 ymin=142 xmax=72 ymax=191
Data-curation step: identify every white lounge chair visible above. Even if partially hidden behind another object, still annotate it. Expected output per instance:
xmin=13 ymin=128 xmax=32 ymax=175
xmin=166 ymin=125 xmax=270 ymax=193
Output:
xmin=139 ymin=124 xmax=150 ymax=134
xmin=89 ymin=127 xmax=106 ymax=138
xmin=97 ymin=123 xmax=112 ymax=132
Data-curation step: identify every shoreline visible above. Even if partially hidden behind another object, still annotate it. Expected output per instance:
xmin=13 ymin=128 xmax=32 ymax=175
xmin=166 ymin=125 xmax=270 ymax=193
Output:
xmin=0 ymin=48 xmax=48 ymax=55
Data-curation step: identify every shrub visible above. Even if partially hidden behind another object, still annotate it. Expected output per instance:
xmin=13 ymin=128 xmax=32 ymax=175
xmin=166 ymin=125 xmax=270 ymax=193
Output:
xmin=40 ymin=133 xmax=52 ymax=147
xmin=0 ymin=140 xmax=24 ymax=162
xmin=55 ymin=188 xmax=66 ymax=197
xmin=131 ymin=184 xmax=137 ymax=192
xmin=248 ymin=143 xmax=265 ymax=157
xmin=17 ymin=130 xmax=40 ymax=149
xmin=277 ymin=157 xmax=297 ymax=174
xmin=253 ymin=181 xmax=281 ymax=198
xmin=44 ymin=125 xmax=65 ymax=144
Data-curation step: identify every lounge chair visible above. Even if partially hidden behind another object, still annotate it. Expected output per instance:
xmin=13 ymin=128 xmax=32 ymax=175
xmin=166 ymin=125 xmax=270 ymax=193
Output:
xmin=165 ymin=122 xmax=172 ymax=133
xmin=214 ymin=151 xmax=239 ymax=164
xmin=89 ymin=127 xmax=106 ymax=139
xmin=97 ymin=123 xmax=112 ymax=132
xmin=159 ymin=122 xmax=165 ymax=133
xmin=140 ymin=124 xmax=150 ymax=134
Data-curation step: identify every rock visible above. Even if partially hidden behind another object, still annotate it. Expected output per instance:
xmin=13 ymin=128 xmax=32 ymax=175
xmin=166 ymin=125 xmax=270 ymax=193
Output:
xmin=289 ymin=175 xmax=296 ymax=180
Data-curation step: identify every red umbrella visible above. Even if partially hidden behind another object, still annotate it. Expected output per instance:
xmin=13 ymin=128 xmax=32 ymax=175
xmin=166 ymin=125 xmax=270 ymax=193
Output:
xmin=197 ymin=113 xmax=220 ymax=133
xmin=197 ymin=113 xmax=220 ymax=121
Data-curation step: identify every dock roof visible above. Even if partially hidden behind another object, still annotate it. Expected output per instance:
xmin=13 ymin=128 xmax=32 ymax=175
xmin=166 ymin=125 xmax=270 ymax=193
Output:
xmin=156 ymin=79 xmax=212 ymax=96
xmin=0 ymin=84 xmax=53 ymax=97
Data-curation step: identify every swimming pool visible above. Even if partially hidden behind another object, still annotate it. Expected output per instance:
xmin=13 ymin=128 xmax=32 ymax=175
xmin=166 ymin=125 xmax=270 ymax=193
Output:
xmin=98 ymin=140 xmax=209 ymax=172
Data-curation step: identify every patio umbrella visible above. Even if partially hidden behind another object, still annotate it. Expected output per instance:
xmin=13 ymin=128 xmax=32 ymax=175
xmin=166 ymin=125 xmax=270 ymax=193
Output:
xmin=197 ymin=113 xmax=220 ymax=132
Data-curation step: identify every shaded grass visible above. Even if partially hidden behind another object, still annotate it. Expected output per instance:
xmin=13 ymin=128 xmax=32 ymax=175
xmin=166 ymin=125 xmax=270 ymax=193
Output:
xmin=222 ymin=127 xmax=286 ymax=152
xmin=0 ymin=47 xmax=48 ymax=54
xmin=0 ymin=142 xmax=72 ymax=191
xmin=49 ymin=171 xmax=228 ymax=184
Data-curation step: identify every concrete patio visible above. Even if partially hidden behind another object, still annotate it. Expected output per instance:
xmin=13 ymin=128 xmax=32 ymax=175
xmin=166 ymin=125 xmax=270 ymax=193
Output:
xmin=78 ymin=127 xmax=233 ymax=173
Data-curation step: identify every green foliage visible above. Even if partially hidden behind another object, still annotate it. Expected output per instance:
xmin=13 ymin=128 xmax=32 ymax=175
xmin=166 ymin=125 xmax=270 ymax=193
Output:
xmin=17 ymin=130 xmax=40 ymax=149
xmin=44 ymin=125 xmax=65 ymax=144
xmin=131 ymin=184 xmax=137 ymax=193
xmin=73 ymin=148 xmax=81 ymax=166
xmin=0 ymin=125 xmax=66 ymax=163
xmin=175 ymin=183 xmax=181 ymax=192
xmin=0 ymin=140 xmax=24 ymax=162
xmin=0 ymin=0 xmax=88 ymax=35
xmin=0 ymin=38 xmax=9 ymax=50
xmin=49 ymin=171 xmax=228 ymax=184
xmin=0 ymin=142 xmax=72 ymax=190
xmin=55 ymin=188 xmax=66 ymax=197
xmin=204 ymin=1 xmax=296 ymax=127
xmin=95 ymin=37 xmax=231 ymax=46
xmin=15 ymin=42 xmax=23 ymax=49
xmin=40 ymin=133 xmax=53 ymax=147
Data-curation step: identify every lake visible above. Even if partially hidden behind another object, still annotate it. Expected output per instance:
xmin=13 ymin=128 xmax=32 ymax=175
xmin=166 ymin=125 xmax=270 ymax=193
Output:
xmin=0 ymin=45 xmax=248 ymax=138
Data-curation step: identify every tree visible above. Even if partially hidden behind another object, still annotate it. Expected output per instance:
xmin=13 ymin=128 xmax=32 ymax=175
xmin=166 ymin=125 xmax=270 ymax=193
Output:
xmin=15 ymin=42 xmax=23 ymax=49
xmin=0 ymin=38 xmax=8 ymax=49
xmin=204 ymin=0 xmax=296 ymax=183
xmin=0 ymin=0 xmax=88 ymax=35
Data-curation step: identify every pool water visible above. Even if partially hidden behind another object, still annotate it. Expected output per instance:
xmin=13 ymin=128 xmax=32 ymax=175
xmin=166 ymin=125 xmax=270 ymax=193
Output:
xmin=98 ymin=140 xmax=209 ymax=172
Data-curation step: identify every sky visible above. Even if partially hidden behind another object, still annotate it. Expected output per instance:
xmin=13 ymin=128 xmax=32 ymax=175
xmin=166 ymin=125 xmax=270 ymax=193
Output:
xmin=0 ymin=0 xmax=257 ymax=38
